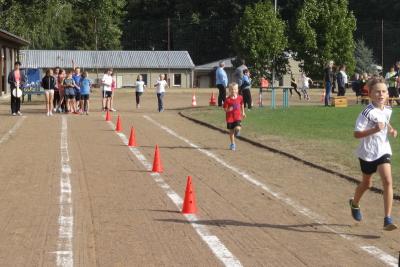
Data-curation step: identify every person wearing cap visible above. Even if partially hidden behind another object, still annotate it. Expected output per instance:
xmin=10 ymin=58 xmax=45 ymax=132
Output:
xmin=8 ymin=61 xmax=26 ymax=116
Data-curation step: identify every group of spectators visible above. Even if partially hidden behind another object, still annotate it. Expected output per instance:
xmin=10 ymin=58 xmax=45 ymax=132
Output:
xmin=215 ymin=59 xmax=253 ymax=110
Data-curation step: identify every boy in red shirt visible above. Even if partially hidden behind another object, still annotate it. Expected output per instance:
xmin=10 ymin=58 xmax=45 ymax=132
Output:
xmin=223 ymin=83 xmax=246 ymax=151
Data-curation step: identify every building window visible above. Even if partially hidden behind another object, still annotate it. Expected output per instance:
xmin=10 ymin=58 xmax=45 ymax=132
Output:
xmin=173 ymin=73 xmax=181 ymax=86
xmin=140 ymin=74 xmax=148 ymax=84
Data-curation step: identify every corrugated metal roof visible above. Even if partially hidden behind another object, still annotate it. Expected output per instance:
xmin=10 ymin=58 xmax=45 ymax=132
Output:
xmin=195 ymin=57 xmax=235 ymax=70
xmin=19 ymin=50 xmax=195 ymax=69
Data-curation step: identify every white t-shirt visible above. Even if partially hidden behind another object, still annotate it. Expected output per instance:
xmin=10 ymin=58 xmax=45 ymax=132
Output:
xmin=155 ymin=80 xmax=168 ymax=93
xmin=102 ymin=74 xmax=112 ymax=92
xmin=135 ymin=81 xmax=145 ymax=92
xmin=354 ymin=104 xmax=392 ymax=161
xmin=300 ymin=76 xmax=311 ymax=88
xmin=340 ymin=71 xmax=348 ymax=84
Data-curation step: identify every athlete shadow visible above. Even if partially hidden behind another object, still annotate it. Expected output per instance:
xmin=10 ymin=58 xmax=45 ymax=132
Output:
xmin=155 ymin=219 xmax=380 ymax=239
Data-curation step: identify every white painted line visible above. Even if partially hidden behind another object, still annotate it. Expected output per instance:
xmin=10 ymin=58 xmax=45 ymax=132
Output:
xmin=56 ymin=116 xmax=73 ymax=267
xmin=143 ymin=115 xmax=398 ymax=267
xmin=0 ymin=116 xmax=26 ymax=145
xmin=108 ymin=121 xmax=242 ymax=267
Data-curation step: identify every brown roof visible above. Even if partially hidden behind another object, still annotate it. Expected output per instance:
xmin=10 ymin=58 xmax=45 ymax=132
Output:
xmin=0 ymin=29 xmax=30 ymax=46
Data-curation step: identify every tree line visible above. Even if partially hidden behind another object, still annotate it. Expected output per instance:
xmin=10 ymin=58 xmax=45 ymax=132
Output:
xmin=1 ymin=0 xmax=398 ymax=79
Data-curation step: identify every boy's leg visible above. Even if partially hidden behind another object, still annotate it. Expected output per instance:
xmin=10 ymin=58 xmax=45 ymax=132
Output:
xmin=378 ymin=163 xmax=393 ymax=218
xmin=353 ymin=173 xmax=373 ymax=205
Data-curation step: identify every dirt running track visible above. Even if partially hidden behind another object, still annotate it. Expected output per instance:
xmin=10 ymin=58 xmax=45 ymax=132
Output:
xmin=0 ymin=89 xmax=399 ymax=267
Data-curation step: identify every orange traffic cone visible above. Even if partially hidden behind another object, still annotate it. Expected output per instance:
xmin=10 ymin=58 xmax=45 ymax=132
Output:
xmin=152 ymin=145 xmax=163 ymax=173
xmin=192 ymin=93 xmax=197 ymax=107
xmin=105 ymin=110 xmax=111 ymax=121
xmin=209 ymin=92 xmax=216 ymax=106
xmin=128 ymin=127 xmax=137 ymax=147
xmin=115 ymin=115 xmax=122 ymax=132
xmin=182 ymin=176 xmax=197 ymax=214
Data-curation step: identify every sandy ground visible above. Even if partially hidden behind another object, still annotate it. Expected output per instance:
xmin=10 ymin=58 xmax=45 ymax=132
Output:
xmin=0 ymin=88 xmax=398 ymax=266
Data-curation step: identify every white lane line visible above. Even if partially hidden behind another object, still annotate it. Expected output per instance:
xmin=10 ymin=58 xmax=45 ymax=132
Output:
xmin=0 ymin=116 xmax=26 ymax=145
xmin=108 ymin=121 xmax=242 ymax=267
xmin=143 ymin=115 xmax=398 ymax=267
xmin=56 ymin=116 xmax=73 ymax=267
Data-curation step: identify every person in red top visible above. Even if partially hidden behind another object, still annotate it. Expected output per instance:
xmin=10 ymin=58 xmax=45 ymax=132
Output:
xmin=223 ymin=82 xmax=246 ymax=151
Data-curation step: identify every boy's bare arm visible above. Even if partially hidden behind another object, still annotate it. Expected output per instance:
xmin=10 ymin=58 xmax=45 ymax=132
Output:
xmin=241 ymin=103 xmax=246 ymax=118
xmin=354 ymin=123 xmax=384 ymax=138
xmin=387 ymin=123 xmax=398 ymax=137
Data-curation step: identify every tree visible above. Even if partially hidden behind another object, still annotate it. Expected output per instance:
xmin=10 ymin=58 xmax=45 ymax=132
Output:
xmin=232 ymin=1 xmax=288 ymax=82
xmin=354 ymin=39 xmax=378 ymax=74
xmin=295 ymin=0 xmax=356 ymax=78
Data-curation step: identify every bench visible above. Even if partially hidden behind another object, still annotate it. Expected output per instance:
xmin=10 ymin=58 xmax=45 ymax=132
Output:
xmin=22 ymin=86 xmax=45 ymax=103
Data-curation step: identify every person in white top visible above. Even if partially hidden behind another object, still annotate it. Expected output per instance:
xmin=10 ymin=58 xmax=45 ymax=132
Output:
xmin=154 ymin=74 xmax=168 ymax=112
xmin=349 ymin=76 xmax=398 ymax=231
xmin=101 ymin=69 xmax=113 ymax=111
xmin=336 ymin=65 xmax=348 ymax=96
xmin=298 ymin=72 xmax=313 ymax=101
xmin=135 ymin=75 xmax=146 ymax=109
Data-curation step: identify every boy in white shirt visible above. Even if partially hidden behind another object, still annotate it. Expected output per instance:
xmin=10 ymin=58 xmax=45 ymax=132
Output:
xmin=349 ymin=76 xmax=398 ymax=231
xmin=135 ymin=74 xmax=146 ymax=109
xmin=101 ymin=69 xmax=113 ymax=111
xmin=154 ymin=74 xmax=168 ymax=112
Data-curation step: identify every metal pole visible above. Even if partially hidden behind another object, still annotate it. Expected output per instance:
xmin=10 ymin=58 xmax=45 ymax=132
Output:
xmin=272 ymin=0 xmax=277 ymax=99
xmin=167 ymin=18 xmax=171 ymax=87
xmin=381 ymin=18 xmax=384 ymax=68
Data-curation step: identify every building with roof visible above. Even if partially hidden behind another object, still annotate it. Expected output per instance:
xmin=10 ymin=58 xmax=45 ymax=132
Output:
xmin=194 ymin=58 xmax=235 ymax=88
xmin=0 ymin=30 xmax=30 ymax=96
xmin=20 ymin=50 xmax=195 ymax=88
xmin=194 ymin=56 xmax=302 ymax=88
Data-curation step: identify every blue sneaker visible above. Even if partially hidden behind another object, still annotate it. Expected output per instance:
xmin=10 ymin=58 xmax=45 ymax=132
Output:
xmin=229 ymin=143 xmax=236 ymax=151
xmin=349 ymin=199 xmax=362 ymax=221
xmin=383 ymin=216 xmax=398 ymax=231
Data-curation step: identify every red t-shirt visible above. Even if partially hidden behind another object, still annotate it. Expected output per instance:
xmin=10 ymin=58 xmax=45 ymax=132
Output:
xmin=223 ymin=95 xmax=243 ymax=123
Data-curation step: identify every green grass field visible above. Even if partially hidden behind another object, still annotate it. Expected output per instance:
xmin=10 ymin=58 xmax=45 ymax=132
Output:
xmin=186 ymin=105 xmax=400 ymax=192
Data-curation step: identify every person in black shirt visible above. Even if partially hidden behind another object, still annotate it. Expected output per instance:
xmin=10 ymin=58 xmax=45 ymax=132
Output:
xmin=323 ymin=60 xmax=334 ymax=106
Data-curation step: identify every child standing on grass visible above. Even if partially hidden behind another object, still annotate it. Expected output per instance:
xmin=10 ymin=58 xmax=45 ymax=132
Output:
xmin=349 ymin=76 xmax=398 ymax=231
xmin=135 ymin=74 xmax=146 ymax=108
xmin=223 ymin=82 xmax=245 ymax=151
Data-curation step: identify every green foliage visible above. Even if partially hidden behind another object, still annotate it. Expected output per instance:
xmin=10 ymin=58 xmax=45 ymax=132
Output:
xmin=232 ymin=1 xmax=288 ymax=81
xmin=295 ymin=0 xmax=356 ymax=78
xmin=0 ymin=0 xmax=125 ymax=50
xmin=354 ymin=39 xmax=377 ymax=74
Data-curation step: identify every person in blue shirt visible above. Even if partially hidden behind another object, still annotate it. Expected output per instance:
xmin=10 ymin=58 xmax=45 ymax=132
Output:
xmin=241 ymin=69 xmax=252 ymax=109
xmin=216 ymin=61 xmax=228 ymax=106
xmin=79 ymin=71 xmax=92 ymax=115
xmin=72 ymin=64 xmax=82 ymax=111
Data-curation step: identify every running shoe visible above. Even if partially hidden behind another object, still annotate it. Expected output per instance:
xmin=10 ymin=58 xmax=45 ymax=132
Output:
xmin=110 ymin=108 xmax=116 ymax=112
xmin=384 ymin=217 xmax=398 ymax=231
xmin=349 ymin=199 xmax=362 ymax=221
xmin=12 ymin=113 xmax=16 ymax=116
xmin=229 ymin=143 xmax=236 ymax=151
xmin=17 ymin=111 xmax=22 ymax=116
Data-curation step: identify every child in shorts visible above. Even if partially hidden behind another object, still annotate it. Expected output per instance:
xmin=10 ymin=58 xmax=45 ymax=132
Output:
xmin=349 ymin=76 xmax=398 ymax=231
xmin=63 ymin=71 xmax=77 ymax=114
xmin=223 ymin=82 xmax=246 ymax=151
xmin=79 ymin=71 xmax=92 ymax=115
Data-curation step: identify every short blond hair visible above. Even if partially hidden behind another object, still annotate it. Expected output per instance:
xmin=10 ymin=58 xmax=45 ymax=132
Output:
xmin=367 ymin=76 xmax=386 ymax=93
xmin=228 ymin=82 xmax=238 ymax=91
